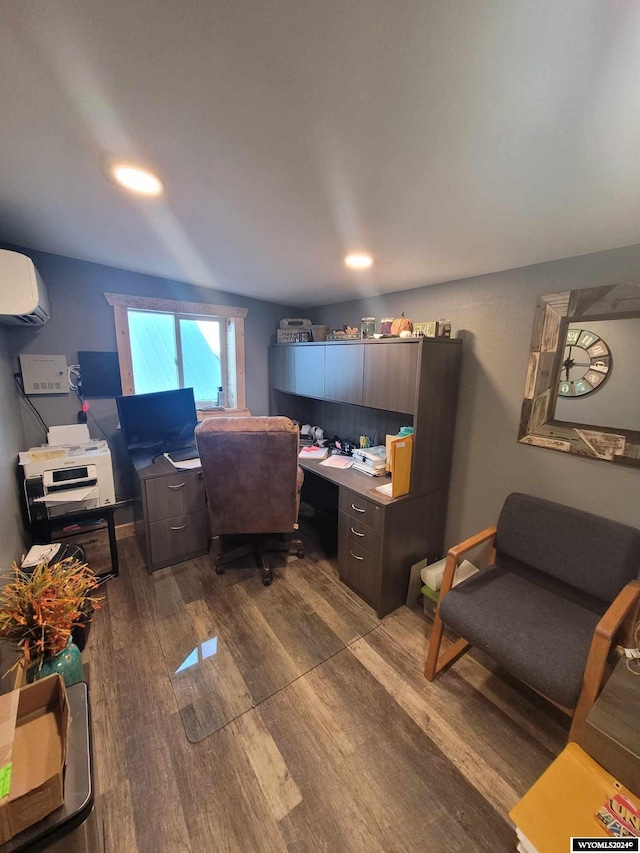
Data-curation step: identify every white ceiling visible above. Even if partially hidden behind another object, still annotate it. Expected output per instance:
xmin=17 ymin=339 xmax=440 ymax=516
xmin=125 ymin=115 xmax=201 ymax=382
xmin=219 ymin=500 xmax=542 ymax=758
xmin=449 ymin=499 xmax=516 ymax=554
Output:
xmin=1 ymin=1 xmax=640 ymax=307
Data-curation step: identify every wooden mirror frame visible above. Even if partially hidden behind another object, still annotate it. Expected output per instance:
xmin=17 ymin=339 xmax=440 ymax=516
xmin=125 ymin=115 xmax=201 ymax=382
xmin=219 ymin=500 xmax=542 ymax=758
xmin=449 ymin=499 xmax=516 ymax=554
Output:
xmin=518 ymin=283 xmax=640 ymax=467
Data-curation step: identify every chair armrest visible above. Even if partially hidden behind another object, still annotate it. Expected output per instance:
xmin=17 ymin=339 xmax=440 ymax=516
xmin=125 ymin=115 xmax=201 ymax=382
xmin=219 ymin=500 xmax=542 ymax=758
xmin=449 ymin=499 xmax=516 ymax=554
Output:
xmin=595 ymin=580 xmax=640 ymax=642
xmin=439 ymin=526 xmax=498 ymax=601
xmin=447 ymin=525 xmax=497 ymax=562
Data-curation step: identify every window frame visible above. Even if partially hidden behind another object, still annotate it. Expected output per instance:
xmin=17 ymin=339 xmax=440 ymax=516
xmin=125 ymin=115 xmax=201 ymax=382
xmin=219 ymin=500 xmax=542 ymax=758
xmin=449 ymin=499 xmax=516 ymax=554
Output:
xmin=105 ymin=292 xmax=248 ymax=417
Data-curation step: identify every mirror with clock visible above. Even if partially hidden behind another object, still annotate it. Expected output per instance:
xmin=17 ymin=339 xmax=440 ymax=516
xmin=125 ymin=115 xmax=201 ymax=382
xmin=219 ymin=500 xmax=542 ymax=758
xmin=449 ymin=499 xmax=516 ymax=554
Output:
xmin=519 ymin=283 xmax=640 ymax=467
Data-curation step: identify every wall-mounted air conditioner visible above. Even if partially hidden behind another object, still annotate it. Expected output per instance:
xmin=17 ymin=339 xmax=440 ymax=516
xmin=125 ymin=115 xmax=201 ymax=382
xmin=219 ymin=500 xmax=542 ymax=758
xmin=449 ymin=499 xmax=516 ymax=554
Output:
xmin=0 ymin=249 xmax=50 ymax=326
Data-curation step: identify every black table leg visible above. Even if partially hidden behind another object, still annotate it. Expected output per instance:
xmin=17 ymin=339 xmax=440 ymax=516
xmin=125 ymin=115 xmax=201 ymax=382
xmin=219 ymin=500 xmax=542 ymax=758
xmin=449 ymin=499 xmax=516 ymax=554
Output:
xmin=106 ymin=508 xmax=119 ymax=578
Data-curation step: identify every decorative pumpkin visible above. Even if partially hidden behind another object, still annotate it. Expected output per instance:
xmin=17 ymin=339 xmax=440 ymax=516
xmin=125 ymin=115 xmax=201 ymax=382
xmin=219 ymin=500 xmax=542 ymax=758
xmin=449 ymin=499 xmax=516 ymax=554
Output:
xmin=391 ymin=313 xmax=413 ymax=336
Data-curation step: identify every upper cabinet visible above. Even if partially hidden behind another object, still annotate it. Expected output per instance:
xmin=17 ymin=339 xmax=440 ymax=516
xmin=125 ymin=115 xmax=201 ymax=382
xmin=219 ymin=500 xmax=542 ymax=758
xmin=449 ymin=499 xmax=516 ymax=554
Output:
xmin=271 ymin=345 xmax=295 ymax=393
xmin=324 ymin=344 xmax=364 ymax=405
xmin=362 ymin=344 xmax=419 ymax=414
xmin=293 ymin=344 xmax=325 ymax=398
xmin=270 ymin=340 xmax=423 ymax=414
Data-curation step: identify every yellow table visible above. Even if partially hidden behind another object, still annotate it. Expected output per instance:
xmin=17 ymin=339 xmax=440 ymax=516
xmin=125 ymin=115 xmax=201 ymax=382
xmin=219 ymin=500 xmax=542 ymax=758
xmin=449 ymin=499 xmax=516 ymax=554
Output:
xmin=510 ymin=743 xmax=640 ymax=852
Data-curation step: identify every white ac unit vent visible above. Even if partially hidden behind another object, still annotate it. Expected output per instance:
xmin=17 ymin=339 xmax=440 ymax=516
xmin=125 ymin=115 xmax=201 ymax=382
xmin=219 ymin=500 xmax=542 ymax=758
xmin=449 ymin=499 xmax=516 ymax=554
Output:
xmin=0 ymin=250 xmax=50 ymax=326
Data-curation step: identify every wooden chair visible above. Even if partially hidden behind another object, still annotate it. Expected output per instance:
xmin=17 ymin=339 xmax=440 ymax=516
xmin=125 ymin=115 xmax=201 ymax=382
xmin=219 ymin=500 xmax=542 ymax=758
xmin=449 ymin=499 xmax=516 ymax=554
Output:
xmin=424 ymin=493 xmax=640 ymax=741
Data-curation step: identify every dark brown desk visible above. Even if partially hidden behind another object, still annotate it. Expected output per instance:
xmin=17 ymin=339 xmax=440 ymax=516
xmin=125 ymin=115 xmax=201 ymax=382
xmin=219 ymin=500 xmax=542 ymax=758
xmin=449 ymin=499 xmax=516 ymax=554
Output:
xmin=299 ymin=457 xmax=447 ymax=618
xmin=273 ymin=338 xmax=462 ymax=618
xmin=131 ymin=454 xmax=209 ymax=572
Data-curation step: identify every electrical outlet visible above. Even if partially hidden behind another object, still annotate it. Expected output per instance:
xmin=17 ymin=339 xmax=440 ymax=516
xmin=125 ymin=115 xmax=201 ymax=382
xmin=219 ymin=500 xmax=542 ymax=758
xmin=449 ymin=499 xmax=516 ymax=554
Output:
xmin=19 ymin=354 xmax=68 ymax=395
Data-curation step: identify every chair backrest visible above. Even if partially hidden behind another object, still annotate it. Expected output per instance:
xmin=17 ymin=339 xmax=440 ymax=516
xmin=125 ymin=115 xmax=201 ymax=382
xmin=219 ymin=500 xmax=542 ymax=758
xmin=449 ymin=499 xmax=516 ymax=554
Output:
xmin=495 ymin=493 xmax=640 ymax=604
xmin=195 ymin=416 xmax=300 ymax=536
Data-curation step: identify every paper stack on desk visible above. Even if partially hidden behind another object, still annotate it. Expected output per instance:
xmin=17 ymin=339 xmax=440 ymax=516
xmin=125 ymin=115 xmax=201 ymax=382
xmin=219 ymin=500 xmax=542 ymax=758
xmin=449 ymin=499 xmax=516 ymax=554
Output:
xmin=351 ymin=445 xmax=387 ymax=477
xmin=299 ymin=446 xmax=329 ymax=460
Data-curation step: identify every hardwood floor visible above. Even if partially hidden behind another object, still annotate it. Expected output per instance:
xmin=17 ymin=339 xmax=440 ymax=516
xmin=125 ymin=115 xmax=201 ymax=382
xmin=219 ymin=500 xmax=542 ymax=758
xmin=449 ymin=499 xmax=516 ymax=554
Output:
xmin=83 ymin=532 xmax=567 ymax=852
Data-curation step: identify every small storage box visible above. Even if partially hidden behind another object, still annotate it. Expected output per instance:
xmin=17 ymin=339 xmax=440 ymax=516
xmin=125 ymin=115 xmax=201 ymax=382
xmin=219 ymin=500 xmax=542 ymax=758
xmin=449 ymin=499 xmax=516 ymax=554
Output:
xmin=0 ymin=674 xmax=69 ymax=844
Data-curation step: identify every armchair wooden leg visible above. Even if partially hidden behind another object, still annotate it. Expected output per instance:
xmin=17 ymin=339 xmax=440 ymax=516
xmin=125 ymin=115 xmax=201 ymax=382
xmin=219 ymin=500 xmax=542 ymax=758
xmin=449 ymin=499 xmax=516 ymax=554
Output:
xmin=569 ymin=640 xmax=609 ymax=742
xmin=424 ymin=610 xmax=445 ymax=680
xmin=424 ymin=611 xmax=471 ymax=681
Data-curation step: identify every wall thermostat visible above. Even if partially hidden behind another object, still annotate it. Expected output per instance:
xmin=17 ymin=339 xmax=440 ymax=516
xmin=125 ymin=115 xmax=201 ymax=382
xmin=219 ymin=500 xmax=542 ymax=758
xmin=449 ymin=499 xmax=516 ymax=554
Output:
xmin=19 ymin=354 xmax=68 ymax=395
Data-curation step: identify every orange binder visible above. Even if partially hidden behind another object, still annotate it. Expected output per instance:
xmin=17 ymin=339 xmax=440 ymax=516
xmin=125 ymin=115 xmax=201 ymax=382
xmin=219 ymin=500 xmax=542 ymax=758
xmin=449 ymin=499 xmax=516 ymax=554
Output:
xmin=388 ymin=435 xmax=412 ymax=498
xmin=510 ymin=744 xmax=640 ymax=852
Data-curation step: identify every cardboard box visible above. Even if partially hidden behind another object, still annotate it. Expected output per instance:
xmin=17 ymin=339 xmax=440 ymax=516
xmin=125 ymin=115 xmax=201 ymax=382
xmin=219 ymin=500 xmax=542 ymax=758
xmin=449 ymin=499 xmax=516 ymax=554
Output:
xmin=422 ymin=558 xmax=479 ymax=592
xmin=0 ymin=674 xmax=69 ymax=844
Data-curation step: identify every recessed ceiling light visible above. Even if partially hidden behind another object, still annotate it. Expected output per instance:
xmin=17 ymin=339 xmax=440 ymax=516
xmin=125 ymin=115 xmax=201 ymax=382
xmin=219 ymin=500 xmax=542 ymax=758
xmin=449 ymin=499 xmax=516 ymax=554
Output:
xmin=110 ymin=164 xmax=164 ymax=196
xmin=344 ymin=253 xmax=373 ymax=270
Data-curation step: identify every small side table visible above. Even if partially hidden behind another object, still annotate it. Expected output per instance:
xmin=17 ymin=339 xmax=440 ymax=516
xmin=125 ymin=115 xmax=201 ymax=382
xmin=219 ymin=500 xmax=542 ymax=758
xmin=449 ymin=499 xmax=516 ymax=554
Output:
xmin=30 ymin=500 xmax=131 ymax=579
xmin=579 ymin=656 xmax=640 ymax=795
xmin=0 ymin=682 xmax=96 ymax=853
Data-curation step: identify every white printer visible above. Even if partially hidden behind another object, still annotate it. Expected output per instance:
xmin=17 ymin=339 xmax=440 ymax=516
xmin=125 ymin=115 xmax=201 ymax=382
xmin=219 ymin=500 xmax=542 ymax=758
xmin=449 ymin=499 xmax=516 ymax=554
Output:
xmin=20 ymin=440 xmax=116 ymax=522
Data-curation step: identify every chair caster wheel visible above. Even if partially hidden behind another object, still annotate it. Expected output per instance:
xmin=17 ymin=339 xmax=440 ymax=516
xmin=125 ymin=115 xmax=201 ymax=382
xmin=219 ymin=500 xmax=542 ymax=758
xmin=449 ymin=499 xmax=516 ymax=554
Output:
xmin=215 ymin=565 xmax=225 ymax=575
xmin=297 ymin=550 xmax=304 ymax=559
xmin=263 ymin=576 xmax=272 ymax=586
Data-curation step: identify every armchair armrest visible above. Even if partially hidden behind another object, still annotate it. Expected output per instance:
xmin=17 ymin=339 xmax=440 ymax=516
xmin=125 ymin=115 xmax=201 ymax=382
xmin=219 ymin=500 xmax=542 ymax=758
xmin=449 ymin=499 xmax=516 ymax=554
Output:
xmin=439 ymin=525 xmax=497 ymax=601
xmin=570 ymin=579 xmax=640 ymax=741
xmin=596 ymin=579 xmax=640 ymax=643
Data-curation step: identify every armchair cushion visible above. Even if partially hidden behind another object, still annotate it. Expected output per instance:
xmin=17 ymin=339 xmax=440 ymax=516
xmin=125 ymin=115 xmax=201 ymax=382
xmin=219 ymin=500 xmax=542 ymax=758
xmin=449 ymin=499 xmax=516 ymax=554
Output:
xmin=439 ymin=565 xmax=601 ymax=708
xmin=495 ymin=493 xmax=640 ymax=604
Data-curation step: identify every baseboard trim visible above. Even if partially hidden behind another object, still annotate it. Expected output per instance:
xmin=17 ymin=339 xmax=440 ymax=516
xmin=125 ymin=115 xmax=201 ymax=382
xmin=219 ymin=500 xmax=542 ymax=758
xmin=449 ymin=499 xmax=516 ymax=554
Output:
xmin=116 ymin=521 xmax=135 ymax=541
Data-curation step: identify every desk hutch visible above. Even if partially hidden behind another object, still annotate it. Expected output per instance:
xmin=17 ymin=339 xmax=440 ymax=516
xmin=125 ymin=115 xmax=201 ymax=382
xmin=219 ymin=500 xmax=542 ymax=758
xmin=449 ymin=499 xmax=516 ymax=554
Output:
xmin=269 ymin=337 xmax=462 ymax=617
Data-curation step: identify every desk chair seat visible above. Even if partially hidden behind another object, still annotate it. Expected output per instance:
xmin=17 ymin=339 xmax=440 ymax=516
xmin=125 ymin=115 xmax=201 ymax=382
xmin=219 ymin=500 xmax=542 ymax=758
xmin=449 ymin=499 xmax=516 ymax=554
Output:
xmin=195 ymin=416 xmax=304 ymax=585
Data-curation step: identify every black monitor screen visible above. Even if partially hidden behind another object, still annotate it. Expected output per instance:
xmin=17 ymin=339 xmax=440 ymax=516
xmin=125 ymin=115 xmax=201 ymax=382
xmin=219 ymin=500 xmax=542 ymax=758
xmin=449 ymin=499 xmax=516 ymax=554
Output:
xmin=116 ymin=388 xmax=198 ymax=451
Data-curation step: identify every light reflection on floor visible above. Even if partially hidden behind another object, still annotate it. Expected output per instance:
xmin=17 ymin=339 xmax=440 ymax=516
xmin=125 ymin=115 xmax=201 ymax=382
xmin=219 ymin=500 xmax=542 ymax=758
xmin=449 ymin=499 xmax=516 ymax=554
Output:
xmin=175 ymin=637 xmax=218 ymax=673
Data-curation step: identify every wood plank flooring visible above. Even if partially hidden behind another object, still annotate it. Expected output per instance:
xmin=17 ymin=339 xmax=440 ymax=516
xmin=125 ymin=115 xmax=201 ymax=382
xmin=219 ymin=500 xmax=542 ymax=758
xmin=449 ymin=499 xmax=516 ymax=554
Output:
xmin=84 ymin=532 xmax=567 ymax=852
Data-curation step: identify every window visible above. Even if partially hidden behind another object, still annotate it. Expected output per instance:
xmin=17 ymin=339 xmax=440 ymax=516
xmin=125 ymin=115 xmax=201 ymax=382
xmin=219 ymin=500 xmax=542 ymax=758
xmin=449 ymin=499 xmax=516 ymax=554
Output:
xmin=105 ymin=293 xmax=248 ymax=413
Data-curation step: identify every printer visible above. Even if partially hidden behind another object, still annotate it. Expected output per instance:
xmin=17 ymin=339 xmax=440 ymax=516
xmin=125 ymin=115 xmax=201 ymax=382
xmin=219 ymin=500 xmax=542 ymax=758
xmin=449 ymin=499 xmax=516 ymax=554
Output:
xmin=20 ymin=440 xmax=116 ymax=523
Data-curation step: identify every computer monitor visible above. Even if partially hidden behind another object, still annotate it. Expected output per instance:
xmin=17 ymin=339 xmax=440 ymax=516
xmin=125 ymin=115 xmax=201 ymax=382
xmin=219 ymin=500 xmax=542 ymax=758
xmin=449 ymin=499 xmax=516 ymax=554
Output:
xmin=116 ymin=388 xmax=198 ymax=452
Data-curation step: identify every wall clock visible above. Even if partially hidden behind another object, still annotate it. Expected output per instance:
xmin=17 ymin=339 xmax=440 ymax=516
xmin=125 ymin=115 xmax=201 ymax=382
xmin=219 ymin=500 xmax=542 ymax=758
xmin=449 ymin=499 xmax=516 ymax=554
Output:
xmin=558 ymin=328 xmax=611 ymax=397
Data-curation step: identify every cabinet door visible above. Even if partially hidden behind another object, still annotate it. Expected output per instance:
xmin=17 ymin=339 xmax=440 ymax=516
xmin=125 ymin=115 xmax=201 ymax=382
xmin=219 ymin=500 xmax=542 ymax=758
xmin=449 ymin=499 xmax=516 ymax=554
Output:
xmin=324 ymin=345 xmax=364 ymax=405
xmin=270 ymin=346 xmax=294 ymax=392
xmin=363 ymin=344 xmax=418 ymax=413
xmin=294 ymin=346 xmax=325 ymax=398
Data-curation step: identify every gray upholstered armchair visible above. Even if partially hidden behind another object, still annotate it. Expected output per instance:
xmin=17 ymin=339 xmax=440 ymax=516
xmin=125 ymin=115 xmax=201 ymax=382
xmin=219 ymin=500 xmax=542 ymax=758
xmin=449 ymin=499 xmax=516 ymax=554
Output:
xmin=425 ymin=493 xmax=640 ymax=740
xmin=195 ymin=416 xmax=304 ymax=585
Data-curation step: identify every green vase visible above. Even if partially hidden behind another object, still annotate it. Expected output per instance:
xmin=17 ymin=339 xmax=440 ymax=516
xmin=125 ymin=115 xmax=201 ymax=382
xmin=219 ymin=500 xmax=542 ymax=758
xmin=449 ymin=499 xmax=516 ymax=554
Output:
xmin=27 ymin=638 xmax=84 ymax=687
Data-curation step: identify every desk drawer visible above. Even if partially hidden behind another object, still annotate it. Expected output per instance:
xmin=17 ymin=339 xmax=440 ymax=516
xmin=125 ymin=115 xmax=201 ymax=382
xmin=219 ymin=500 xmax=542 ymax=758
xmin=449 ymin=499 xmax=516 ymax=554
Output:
xmin=339 ymin=488 xmax=384 ymax=532
xmin=149 ymin=510 xmax=208 ymax=565
xmin=337 ymin=533 xmax=381 ymax=608
xmin=338 ymin=511 xmax=382 ymax=556
xmin=145 ymin=470 xmax=205 ymax=522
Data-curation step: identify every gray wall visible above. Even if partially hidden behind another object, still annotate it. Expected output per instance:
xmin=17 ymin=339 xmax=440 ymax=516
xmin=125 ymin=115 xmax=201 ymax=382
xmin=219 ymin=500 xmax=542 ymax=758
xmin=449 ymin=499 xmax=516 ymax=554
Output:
xmin=309 ymin=243 xmax=640 ymax=548
xmin=2 ymin=245 xmax=295 ymax=517
xmin=555 ymin=318 xmax=640 ymax=431
xmin=0 ymin=330 xmax=27 ymax=567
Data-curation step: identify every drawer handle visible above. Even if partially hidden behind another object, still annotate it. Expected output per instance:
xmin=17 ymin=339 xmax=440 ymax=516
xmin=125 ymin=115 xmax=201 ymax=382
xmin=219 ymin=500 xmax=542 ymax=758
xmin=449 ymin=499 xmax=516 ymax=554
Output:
xmin=350 ymin=526 xmax=364 ymax=537
xmin=168 ymin=482 xmax=186 ymax=490
xmin=350 ymin=550 xmax=364 ymax=561
xmin=351 ymin=503 xmax=366 ymax=514
xmin=170 ymin=523 xmax=189 ymax=531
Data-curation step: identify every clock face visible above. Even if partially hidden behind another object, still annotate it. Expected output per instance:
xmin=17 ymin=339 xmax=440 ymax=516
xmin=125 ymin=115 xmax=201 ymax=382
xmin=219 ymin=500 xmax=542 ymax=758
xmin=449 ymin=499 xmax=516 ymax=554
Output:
xmin=558 ymin=328 xmax=611 ymax=397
